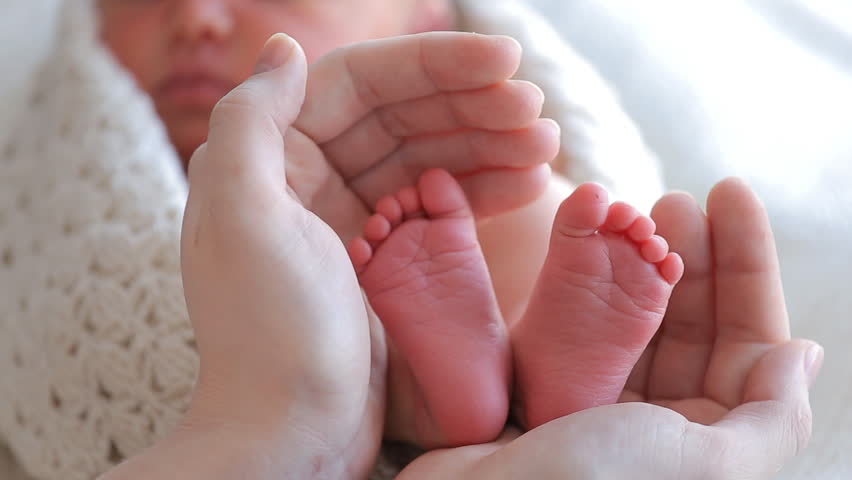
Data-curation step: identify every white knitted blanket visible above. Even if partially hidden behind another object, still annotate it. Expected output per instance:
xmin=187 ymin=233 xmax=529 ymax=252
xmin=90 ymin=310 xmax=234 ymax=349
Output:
xmin=0 ymin=1 xmax=662 ymax=478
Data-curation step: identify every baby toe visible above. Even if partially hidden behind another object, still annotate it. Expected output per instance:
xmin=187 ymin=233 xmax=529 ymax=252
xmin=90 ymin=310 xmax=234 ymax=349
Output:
xmin=658 ymin=252 xmax=685 ymax=285
xmin=396 ymin=186 xmax=423 ymax=219
xmin=376 ymin=195 xmax=404 ymax=228
xmin=364 ymin=214 xmax=392 ymax=244
xmin=348 ymin=237 xmax=373 ymax=272
xmin=605 ymin=202 xmax=640 ymax=233
xmin=640 ymin=235 xmax=669 ymax=263
xmin=627 ymin=216 xmax=657 ymax=243
xmin=553 ymin=183 xmax=609 ymax=238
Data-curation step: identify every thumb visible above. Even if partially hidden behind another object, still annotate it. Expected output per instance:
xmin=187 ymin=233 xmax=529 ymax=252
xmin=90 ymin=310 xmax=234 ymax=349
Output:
xmin=741 ymin=338 xmax=823 ymax=405
xmin=188 ymin=33 xmax=307 ymax=197
xmin=711 ymin=339 xmax=823 ymax=478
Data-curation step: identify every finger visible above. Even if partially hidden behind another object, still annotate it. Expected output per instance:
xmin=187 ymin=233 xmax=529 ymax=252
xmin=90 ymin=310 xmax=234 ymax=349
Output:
xmin=710 ymin=178 xmax=790 ymax=342
xmin=644 ymin=191 xmax=716 ymax=400
xmin=620 ymin=330 xmax=658 ymax=401
xmin=741 ymin=340 xmax=822 ymax=403
xmin=706 ymin=340 xmax=821 ymax=479
xmin=181 ymin=34 xmax=314 ymax=352
xmin=705 ymin=177 xmax=790 ymax=406
xmin=282 ymin=128 xmax=371 ymax=242
xmin=322 ymin=81 xmax=545 ymax=179
xmin=380 ymin=81 xmax=545 ymax=135
xmin=346 ymin=119 xmax=560 ymax=207
xmin=188 ymin=34 xmax=307 ymax=202
xmin=458 ymin=165 xmax=552 ymax=220
xmin=296 ymin=32 xmax=522 ymax=144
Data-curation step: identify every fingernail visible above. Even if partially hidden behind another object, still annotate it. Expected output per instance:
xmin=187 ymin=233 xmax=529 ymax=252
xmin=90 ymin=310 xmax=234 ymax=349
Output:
xmin=493 ymin=34 xmax=523 ymax=55
xmin=803 ymin=344 xmax=824 ymax=387
xmin=254 ymin=33 xmax=296 ymax=74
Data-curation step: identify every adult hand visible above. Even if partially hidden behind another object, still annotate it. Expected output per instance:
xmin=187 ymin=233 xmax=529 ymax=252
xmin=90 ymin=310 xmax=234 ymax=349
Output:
xmin=402 ymin=339 xmax=819 ymax=479
xmin=624 ymin=178 xmax=804 ymax=422
xmin=284 ymin=32 xmax=559 ymax=242
xmin=398 ymin=178 xmax=823 ymax=479
xmin=103 ymin=34 xmax=386 ymax=479
xmin=283 ymin=30 xmax=560 ymax=440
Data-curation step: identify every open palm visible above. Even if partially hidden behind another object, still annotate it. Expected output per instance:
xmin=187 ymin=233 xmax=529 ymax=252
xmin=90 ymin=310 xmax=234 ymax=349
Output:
xmin=400 ymin=178 xmax=820 ymax=480
xmin=621 ymin=178 xmax=792 ymax=425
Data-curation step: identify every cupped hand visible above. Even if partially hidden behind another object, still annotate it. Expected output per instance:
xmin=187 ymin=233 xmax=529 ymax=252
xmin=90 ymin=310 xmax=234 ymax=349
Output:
xmin=281 ymin=31 xmax=560 ymax=445
xmin=399 ymin=178 xmax=823 ymax=480
xmin=403 ymin=340 xmax=819 ymax=479
xmin=178 ymin=34 xmax=385 ymax=478
xmin=283 ymin=32 xmax=560 ymax=242
xmin=622 ymin=178 xmax=805 ymax=422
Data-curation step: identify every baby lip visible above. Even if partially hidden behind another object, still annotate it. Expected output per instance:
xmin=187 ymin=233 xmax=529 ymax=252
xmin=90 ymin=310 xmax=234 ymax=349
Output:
xmin=157 ymin=72 xmax=238 ymax=107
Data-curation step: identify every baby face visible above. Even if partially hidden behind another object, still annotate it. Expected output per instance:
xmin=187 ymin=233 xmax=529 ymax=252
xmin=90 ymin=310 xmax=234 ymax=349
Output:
xmin=97 ymin=0 xmax=452 ymax=162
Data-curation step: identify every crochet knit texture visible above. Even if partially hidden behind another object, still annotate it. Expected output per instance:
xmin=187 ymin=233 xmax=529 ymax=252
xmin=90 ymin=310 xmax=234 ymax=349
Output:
xmin=0 ymin=1 xmax=662 ymax=478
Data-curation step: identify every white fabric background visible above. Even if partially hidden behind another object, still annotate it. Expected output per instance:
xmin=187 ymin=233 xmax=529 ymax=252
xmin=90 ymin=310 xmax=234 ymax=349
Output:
xmin=1 ymin=0 xmax=850 ymax=478
xmin=525 ymin=1 xmax=852 ymax=478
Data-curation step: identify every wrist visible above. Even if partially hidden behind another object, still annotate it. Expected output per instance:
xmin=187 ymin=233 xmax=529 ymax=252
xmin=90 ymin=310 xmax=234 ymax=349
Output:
xmin=101 ymin=417 xmax=347 ymax=480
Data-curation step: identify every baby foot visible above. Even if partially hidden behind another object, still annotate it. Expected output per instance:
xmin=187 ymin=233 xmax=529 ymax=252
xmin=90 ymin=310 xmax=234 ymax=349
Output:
xmin=512 ymin=183 xmax=684 ymax=429
xmin=348 ymin=169 xmax=510 ymax=448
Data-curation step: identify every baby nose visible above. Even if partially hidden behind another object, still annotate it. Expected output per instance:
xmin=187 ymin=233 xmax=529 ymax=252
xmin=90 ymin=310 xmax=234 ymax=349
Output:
xmin=171 ymin=0 xmax=235 ymax=43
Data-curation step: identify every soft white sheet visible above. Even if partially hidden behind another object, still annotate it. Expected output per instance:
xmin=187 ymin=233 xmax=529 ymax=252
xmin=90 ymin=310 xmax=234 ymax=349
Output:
xmin=527 ymin=1 xmax=852 ymax=477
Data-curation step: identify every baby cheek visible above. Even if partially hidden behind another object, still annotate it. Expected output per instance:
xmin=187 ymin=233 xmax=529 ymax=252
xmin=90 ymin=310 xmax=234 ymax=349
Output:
xmin=100 ymin=21 xmax=167 ymax=94
xmin=300 ymin=34 xmax=353 ymax=64
xmin=267 ymin=23 xmax=352 ymax=64
xmin=249 ymin=7 xmax=380 ymax=64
